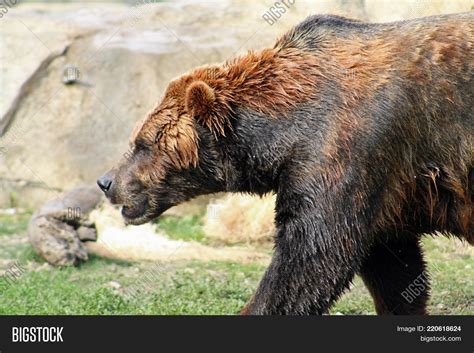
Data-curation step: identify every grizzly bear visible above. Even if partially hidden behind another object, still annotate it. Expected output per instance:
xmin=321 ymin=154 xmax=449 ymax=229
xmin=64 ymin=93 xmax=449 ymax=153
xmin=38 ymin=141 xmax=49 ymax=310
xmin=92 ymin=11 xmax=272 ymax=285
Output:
xmin=98 ymin=13 xmax=473 ymax=315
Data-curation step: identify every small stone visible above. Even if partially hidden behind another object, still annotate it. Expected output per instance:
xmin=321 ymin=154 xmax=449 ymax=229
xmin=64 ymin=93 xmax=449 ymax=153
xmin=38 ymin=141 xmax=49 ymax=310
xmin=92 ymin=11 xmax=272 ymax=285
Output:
xmin=33 ymin=263 xmax=52 ymax=272
xmin=0 ymin=208 xmax=16 ymax=215
xmin=62 ymin=64 xmax=80 ymax=84
xmin=108 ymin=281 xmax=121 ymax=289
xmin=77 ymin=226 xmax=97 ymax=241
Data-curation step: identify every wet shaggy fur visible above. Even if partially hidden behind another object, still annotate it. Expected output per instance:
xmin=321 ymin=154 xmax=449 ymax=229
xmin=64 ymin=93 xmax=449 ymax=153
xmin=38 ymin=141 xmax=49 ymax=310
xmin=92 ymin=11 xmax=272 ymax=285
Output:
xmin=99 ymin=13 xmax=473 ymax=315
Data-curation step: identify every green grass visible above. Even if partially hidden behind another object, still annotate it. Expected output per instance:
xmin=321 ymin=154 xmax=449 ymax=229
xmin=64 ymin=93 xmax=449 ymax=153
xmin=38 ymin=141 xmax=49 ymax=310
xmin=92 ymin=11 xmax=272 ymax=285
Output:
xmin=155 ymin=214 xmax=206 ymax=243
xmin=0 ymin=211 xmax=472 ymax=315
xmin=0 ymin=211 xmax=32 ymax=236
xmin=0 ymin=257 xmax=263 ymax=315
xmin=331 ymin=277 xmax=375 ymax=315
xmin=331 ymin=236 xmax=474 ymax=315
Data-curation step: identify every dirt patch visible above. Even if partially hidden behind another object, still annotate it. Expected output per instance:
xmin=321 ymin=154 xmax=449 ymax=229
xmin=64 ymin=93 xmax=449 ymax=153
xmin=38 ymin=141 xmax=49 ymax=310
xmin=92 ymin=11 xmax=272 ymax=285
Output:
xmin=87 ymin=204 xmax=270 ymax=265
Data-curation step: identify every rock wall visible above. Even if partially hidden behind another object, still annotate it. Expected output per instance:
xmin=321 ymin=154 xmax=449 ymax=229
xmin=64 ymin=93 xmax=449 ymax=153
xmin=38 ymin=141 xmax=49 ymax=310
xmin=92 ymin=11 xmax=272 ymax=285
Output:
xmin=1 ymin=0 xmax=472 ymax=207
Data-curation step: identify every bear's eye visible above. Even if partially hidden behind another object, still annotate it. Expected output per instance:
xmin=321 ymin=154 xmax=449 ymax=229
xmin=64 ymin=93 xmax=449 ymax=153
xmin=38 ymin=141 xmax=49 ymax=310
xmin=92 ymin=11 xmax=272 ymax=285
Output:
xmin=134 ymin=139 xmax=150 ymax=153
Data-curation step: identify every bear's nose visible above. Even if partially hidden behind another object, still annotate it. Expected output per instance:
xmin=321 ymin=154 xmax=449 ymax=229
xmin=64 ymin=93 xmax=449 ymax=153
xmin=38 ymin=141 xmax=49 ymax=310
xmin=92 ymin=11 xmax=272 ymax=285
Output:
xmin=97 ymin=175 xmax=112 ymax=193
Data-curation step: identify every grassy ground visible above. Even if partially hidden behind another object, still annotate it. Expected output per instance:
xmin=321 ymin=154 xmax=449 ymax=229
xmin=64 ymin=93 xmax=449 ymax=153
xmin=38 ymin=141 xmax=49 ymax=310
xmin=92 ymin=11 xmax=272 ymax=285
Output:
xmin=154 ymin=214 xmax=207 ymax=243
xmin=0 ymin=212 xmax=30 ymax=236
xmin=0 ymin=210 xmax=472 ymax=315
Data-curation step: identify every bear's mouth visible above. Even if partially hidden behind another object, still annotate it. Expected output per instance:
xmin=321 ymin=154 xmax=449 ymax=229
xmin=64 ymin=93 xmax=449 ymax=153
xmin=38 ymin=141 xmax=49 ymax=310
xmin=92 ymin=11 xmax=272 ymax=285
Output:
xmin=121 ymin=196 xmax=149 ymax=224
xmin=121 ymin=196 xmax=172 ymax=225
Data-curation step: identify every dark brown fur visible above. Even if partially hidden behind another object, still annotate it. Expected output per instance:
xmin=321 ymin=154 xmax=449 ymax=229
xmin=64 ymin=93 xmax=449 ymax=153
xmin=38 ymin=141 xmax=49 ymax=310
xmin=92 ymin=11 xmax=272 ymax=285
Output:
xmin=98 ymin=13 xmax=473 ymax=315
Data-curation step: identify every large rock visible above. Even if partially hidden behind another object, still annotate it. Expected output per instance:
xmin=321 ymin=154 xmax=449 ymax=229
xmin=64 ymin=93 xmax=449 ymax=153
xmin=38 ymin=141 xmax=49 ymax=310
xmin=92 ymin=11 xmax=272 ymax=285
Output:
xmin=28 ymin=186 xmax=103 ymax=266
xmin=0 ymin=0 xmax=472 ymax=207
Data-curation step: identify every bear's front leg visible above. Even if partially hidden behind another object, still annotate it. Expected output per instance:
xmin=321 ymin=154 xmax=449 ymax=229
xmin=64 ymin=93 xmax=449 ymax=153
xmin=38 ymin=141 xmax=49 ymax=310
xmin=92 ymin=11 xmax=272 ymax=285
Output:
xmin=242 ymin=206 xmax=370 ymax=315
xmin=238 ymin=151 xmax=384 ymax=315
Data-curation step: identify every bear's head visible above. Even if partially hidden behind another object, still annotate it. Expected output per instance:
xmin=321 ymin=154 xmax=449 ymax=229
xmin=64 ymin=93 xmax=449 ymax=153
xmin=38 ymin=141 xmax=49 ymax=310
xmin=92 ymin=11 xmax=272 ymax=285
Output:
xmin=97 ymin=48 xmax=320 ymax=224
xmin=96 ymin=70 xmax=231 ymax=225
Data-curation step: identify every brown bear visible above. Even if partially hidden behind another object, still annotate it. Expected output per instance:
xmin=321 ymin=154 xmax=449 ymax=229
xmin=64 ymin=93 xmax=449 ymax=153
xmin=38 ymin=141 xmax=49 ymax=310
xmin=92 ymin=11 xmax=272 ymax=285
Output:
xmin=98 ymin=13 xmax=473 ymax=315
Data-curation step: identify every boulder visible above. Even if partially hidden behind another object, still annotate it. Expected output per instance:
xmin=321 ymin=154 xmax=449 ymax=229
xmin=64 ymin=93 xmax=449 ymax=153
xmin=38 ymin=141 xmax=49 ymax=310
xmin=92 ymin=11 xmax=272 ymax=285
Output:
xmin=28 ymin=186 xmax=103 ymax=266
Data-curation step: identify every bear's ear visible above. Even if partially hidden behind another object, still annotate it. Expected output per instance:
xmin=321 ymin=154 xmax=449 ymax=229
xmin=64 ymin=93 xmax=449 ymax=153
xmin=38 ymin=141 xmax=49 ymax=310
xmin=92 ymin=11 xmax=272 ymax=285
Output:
xmin=185 ymin=80 xmax=230 ymax=137
xmin=185 ymin=81 xmax=215 ymax=119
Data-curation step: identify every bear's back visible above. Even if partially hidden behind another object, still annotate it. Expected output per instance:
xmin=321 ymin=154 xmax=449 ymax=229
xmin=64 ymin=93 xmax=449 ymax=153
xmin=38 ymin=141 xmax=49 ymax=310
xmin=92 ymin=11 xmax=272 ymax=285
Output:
xmin=275 ymin=12 xmax=474 ymax=52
